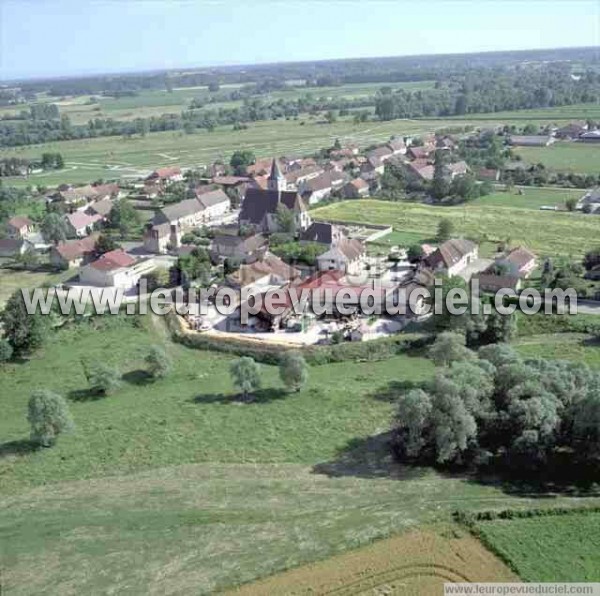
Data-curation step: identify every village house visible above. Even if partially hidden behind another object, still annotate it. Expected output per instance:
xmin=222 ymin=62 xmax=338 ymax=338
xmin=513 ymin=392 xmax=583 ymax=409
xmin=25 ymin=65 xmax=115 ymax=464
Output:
xmin=209 ymin=233 xmax=268 ymax=264
xmin=342 ymin=178 xmax=370 ymax=199
xmin=49 ymin=235 xmax=97 ymax=269
xmin=285 ymin=165 xmax=324 ymax=190
xmin=498 ymin=246 xmax=537 ymax=278
xmin=554 ymin=122 xmax=588 ymax=140
xmin=86 ymin=198 xmax=114 ymax=219
xmin=211 ymin=175 xmax=253 ymax=204
xmin=579 ymin=130 xmax=600 ymax=143
xmin=445 ymin=161 xmax=469 ymax=180
xmin=64 ymin=211 xmax=103 ymax=238
xmin=577 ymin=187 xmax=600 ymax=213
xmin=330 ymin=144 xmax=359 ymax=160
xmin=424 ymin=238 xmax=478 ymax=277
xmin=146 ymin=166 xmax=183 ymax=183
xmin=301 ymin=222 xmax=346 ymax=247
xmin=154 ymin=197 xmax=206 ymax=230
xmin=6 ymin=215 xmax=35 ymax=239
xmin=285 ymin=156 xmax=317 ymax=172
xmin=143 ymin=223 xmax=175 ymax=254
xmin=79 ymin=249 xmax=155 ymax=290
xmin=245 ymin=158 xmax=275 ymax=177
xmin=386 ymin=137 xmax=407 ymax=155
xmin=47 ymin=184 xmax=97 ymax=207
xmin=475 ymin=167 xmax=501 ymax=182
xmin=226 ymin=252 xmax=300 ymax=293
xmin=92 ymin=183 xmax=122 ymax=201
xmin=194 ymin=188 xmax=231 ymax=221
xmin=402 ymin=159 xmax=435 ymax=182
xmin=299 ymin=170 xmax=345 ymax=205
xmin=508 ymin=135 xmax=555 ymax=147
xmin=0 ymin=238 xmax=33 ymax=258
xmin=407 ymin=144 xmax=435 ymax=160
xmin=316 ymin=238 xmax=366 ymax=275
xmin=239 ymin=160 xmax=311 ymax=233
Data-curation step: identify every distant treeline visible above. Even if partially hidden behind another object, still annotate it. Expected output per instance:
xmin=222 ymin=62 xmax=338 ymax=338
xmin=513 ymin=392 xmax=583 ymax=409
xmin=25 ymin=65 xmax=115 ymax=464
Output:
xmin=375 ymin=66 xmax=600 ymax=119
xmin=10 ymin=45 xmax=598 ymax=97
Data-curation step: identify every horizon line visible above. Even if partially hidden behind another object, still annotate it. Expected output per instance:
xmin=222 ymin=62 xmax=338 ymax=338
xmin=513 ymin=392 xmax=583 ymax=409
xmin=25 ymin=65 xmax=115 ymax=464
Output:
xmin=2 ymin=44 xmax=598 ymax=86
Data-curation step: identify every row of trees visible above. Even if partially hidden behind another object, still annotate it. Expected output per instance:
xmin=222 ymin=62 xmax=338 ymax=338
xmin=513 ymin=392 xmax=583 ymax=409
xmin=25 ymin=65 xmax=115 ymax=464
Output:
xmin=23 ymin=349 xmax=308 ymax=448
xmin=375 ymin=66 xmax=600 ymax=120
xmin=230 ymin=352 xmax=308 ymax=401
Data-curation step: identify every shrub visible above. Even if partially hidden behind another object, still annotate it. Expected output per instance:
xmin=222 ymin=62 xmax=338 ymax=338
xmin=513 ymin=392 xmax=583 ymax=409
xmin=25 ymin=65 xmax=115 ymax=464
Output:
xmin=279 ymin=351 xmax=308 ymax=392
xmin=145 ymin=345 xmax=172 ymax=379
xmin=27 ymin=389 xmax=74 ymax=447
xmin=230 ymin=357 xmax=261 ymax=401
xmin=84 ymin=362 xmax=122 ymax=396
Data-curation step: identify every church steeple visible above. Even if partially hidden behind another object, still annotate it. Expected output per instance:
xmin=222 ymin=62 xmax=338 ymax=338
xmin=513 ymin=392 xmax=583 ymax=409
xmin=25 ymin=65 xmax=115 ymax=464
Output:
xmin=267 ymin=158 xmax=286 ymax=192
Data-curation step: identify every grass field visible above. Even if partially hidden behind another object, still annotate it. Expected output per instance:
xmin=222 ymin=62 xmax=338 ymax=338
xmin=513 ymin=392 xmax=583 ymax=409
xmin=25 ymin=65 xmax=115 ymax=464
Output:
xmin=3 ymin=463 xmax=561 ymax=596
xmin=230 ymin=525 xmax=517 ymax=595
xmin=2 ymin=314 xmax=600 ymax=592
xmin=0 ymin=117 xmax=461 ymax=187
xmin=515 ymin=334 xmax=600 ymax=369
xmin=0 ymin=81 xmax=437 ymax=125
xmin=471 ymin=187 xmax=583 ymax=210
xmin=0 ymin=315 xmax=434 ymax=493
xmin=312 ymin=198 xmax=599 ymax=257
xmin=0 ymin=264 xmax=72 ymax=308
xmin=3 ymin=117 xmax=596 ymax=190
xmin=475 ymin=511 xmax=600 ymax=582
xmin=513 ymin=142 xmax=600 ymax=174
xmin=447 ymin=102 xmax=600 ymax=122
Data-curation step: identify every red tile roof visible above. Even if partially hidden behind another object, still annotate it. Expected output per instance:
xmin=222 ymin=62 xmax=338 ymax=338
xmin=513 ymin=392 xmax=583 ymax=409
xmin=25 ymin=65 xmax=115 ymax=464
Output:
xmin=8 ymin=215 xmax=33 ymax=229
xmin=66 ymin=211 xmax=103 ymax=230
xmin=89 ymin=249 xmax=136 ymax=271
xmin=54 ymin=235 xmax=97 ymax=261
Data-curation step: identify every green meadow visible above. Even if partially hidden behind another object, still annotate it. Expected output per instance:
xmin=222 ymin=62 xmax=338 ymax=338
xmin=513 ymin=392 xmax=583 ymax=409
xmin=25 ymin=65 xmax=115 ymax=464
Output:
xmin=2 ymin=315 xmax=600 ymax=594
xmin=312 ymin=197 xmax=598 ymax=257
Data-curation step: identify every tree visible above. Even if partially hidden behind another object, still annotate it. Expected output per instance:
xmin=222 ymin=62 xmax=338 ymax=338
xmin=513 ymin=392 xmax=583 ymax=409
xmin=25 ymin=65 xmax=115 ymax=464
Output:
xmin=428 ymin=332 xmax=474 ymax=367
xmin=0 ymin=338 xmax=13 ymax=363
xmin=436 ymin=218 xmax=454 ymax=243
xmin=565 ymin=197 xmax=577 ymax=212
xmin=229 ymin=150 xmax=255 ymax=175
xmin=583 ymin=247 xmax=600 ymax=271
xmin=324 ymin=110 xmax=337 ymax=123
xmin=84 ymin=362 xmax=121 ymax=396
xmin=407 ymin=244 xmax=424 ymax=263
xmin=279 ymin=351 xmax=308 ymax=392
xmin=431 ymin=149 xmax=450 ymax=200
xmin=395 ymin=389 xmax=433 ymax=458
xmin=230 ymin=357 xmax=261 ymax=401
xmin=1 ymin=290 xmax=49 ymax=354
xmin=95 ymin=233 xmax=119 ymax=255
xmin=145 ymin=345 xmax=172 ymax=380
xmin=27 ymin=389 xmax=74 ymax=447
xmin=108 ymin=199 xmax=140 ymax=238
xmin=275 ymin=203 xmax=296 ymax=235
xmin=15 ymin=247 xmax=39 ymax=270
xmin=40 ymin=212 xmax=68 ymax=245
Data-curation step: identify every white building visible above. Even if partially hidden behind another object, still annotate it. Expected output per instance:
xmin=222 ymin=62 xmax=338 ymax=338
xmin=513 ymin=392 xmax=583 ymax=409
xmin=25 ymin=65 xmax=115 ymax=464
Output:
xmin=79 ymin=249 xmax=155 ymax=290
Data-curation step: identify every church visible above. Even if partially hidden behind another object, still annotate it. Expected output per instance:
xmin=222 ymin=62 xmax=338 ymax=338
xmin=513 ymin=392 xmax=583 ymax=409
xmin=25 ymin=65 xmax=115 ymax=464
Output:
xmin=239 ymin=159 xmax=311 ymax=234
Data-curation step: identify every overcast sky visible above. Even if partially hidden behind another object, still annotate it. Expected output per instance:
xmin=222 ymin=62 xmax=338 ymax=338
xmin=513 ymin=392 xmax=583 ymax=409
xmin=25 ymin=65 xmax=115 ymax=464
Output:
xmin=1 ymin=0 xmax=598 ymax=81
